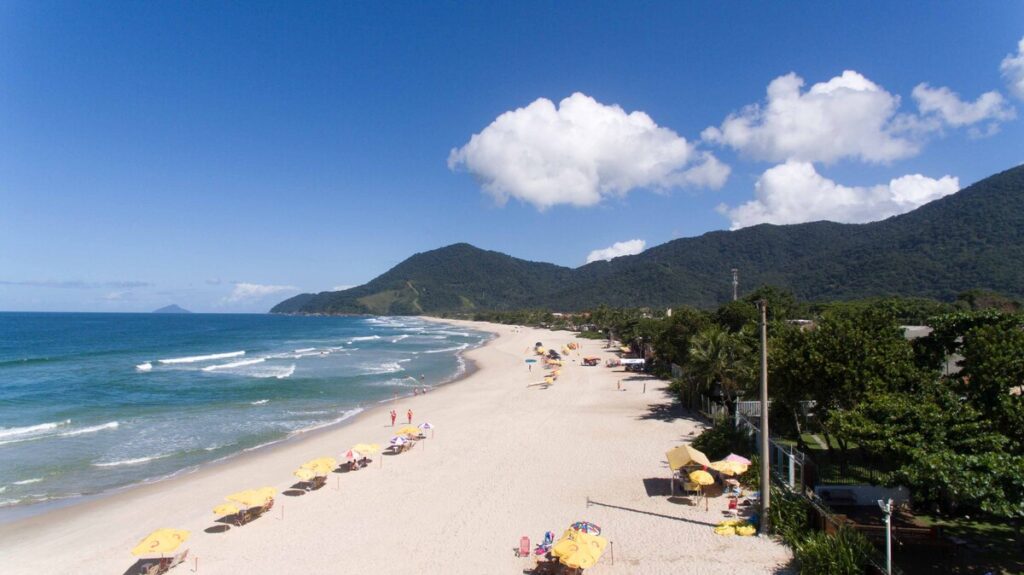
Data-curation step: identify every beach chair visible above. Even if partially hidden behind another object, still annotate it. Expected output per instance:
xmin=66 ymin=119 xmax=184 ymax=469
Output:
xmin=683 ymin=481 xmax=701 ymax=504
xmin=726 ymin=497 xmax=739 ymax=517
xmin=516 ymin=536 xmax=530 ymax=558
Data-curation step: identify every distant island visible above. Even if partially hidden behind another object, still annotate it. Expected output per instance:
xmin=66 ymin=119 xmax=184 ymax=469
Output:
xmin=152 ymin=304 xmax=191 ymax=314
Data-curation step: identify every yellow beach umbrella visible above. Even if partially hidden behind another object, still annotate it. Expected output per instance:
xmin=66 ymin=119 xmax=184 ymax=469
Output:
xmin=131 ymin=528 xmax=190 ymax=556
xmin=544 ymin=376 xmax=554 ymax=384
xmin=226 ymin=489 xmax=262 ymax=508
xmin=303 ymin=457 xmax=337 ymax=474
xmin=213 ymin=503 xmax=239 ymax=517
xmin=666 ymin=444 xmax=712 ymax=471
xmin=710 ymin=460 xmax=748 ymax=476
xmin=689 ymin=470 xmax=715 ymax=486
xmin=551 ymin=529 xmax=608 ymax=569
xmin=256 ymin=487 xmax=276 ymax=501
xmin=396 ymin=425 xmax=420 ymax=437
xmin=294 ymin=467 xmax=317 ymax=481
xmin=351 ymin=443 xmax=380 ymax=455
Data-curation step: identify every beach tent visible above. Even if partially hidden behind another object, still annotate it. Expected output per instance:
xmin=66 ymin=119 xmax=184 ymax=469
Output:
xmin=666 ymin=445 xmax=711 ymax=471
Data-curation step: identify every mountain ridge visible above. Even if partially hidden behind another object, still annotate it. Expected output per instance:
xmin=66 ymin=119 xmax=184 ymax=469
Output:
xmin=272 ymin=164 xmax=1024 ymax=314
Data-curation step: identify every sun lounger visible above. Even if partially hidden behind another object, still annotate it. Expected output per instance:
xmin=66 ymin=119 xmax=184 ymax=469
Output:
xmin=141 ymin=549 xmax=188 ymax=575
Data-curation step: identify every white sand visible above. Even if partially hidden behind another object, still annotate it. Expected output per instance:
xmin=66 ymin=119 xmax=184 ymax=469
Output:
xmin=0 ymin=320 xmax=791 ymax=574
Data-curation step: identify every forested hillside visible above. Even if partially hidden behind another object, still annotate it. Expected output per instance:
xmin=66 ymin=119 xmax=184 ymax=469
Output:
xmin=272 ymin=164 xmax=1024 ymax=314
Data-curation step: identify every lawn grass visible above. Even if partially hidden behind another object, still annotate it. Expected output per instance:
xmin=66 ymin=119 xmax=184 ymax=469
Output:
xmin=911 ymin=514 xmax=1023 ymax=575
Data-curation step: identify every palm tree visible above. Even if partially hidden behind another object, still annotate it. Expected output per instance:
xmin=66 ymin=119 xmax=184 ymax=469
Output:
xmin=687 ymin=325 xmax=754 ymax=405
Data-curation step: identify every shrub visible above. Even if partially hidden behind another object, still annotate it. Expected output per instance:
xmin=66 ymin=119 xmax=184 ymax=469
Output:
xmin=769 ymin=485 xmax=812 ymax=545
xmin=691 ymin=420 xmax=753 ymax=460
xmin=794 ymin=526 xmax=875 ymax=575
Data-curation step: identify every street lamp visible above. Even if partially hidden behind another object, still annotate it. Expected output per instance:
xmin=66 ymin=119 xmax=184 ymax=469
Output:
xmin=878 ymin=498 xmax=893 ymax=574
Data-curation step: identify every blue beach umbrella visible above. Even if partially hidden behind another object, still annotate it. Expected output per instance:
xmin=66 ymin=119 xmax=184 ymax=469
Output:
xmin=525 ymin=359 xmax=538 ymax=363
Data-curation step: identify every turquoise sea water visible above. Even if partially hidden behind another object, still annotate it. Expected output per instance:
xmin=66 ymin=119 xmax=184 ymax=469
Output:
xmin=0 ymin=313 xmax=488 ymax=512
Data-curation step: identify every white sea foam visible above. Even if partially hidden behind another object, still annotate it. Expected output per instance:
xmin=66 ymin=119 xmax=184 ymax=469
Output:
xmin=370 ymin=377 xmax=420 ymax=388
xmin=391 ymin=335 xmax=409 ymax=343
xmin=158 ymin=351 xmax=245 ymax=365
xmin=234 ymin=365 xmax=295 ymax=379
xmin=13 ymin=478 xmax=43 ymax=485
xmin=0 ymin=420 xmax=71 ymax=441
xmin=135 ymin=362 xmax=153 ymax=372
xmin=202 ymin=357 xmax=266 ymax=371
xmin=348 ymin=335 xmax=381 ymax=343
xmin=243 ymin=439 xmax=286 ymax=453
xmin=0 ymin=486 xmax=5 ymax=493
xmin=288 ymin=408 xmax=364 ymax=436
xmin=359 ymin=361 xmax=404 ymax=374
xmin=422 ymin=343 xmax=470 ymax=354
xmin=432 ymin=330 xmax=471 ymax=337
xmin=93 ymin=454 xmax=170 ymax=467
xmin=294 ymin=348 xmax=315 ymax=353
xmin=250 ymin=399 xmax=269 ymax=406
xmin=59 ymin=421 xmax=119 ymax=437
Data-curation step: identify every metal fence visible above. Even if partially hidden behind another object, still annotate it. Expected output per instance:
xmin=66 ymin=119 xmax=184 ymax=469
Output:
xmin=734 ymin=412 xmax=807 ymax=492
xmin=730 ymin=410 xmax=900 ymax=575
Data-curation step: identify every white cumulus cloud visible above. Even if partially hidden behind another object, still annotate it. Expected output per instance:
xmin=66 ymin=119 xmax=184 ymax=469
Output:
xmin=1001 ymin=37 xmax=1024 ymax=100
xmin=718 ymin=161 xmax=959 ymax=229
xmin=226 ymin=282 xmax=299 ymax=303
xmin=331 ymin=284 xmax=355 ymax=292
xmin=912 ymin=83 xmax=1015 ymax=136
xmin=448 ymin=92 xmax=729 ymax=210
xmin=586 ymin=239 xmax=646 ymax=263
xmin=702 ymin=70 xmax=921 ymax=164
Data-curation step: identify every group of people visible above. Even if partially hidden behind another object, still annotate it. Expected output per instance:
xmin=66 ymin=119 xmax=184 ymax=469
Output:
xmin=389 ymin=408 xmax=413 ymax=426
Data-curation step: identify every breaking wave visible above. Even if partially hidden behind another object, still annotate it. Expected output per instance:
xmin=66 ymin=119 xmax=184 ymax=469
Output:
xmin=158 ymin=351 xmax=245 ymax=365
xmin=422 ymin=343 xmax=469 ymax=354
xmin=93 ymin=454 xmax=171 ymax=467
xmin=59 ymin=421 xmax=119 ymax=437
xmin=202 ymin=358 xmax=266 ymax=372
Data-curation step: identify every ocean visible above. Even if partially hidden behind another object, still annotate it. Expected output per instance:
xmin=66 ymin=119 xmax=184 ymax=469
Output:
xmin=0 ymin=312 xmax=489 ymax=515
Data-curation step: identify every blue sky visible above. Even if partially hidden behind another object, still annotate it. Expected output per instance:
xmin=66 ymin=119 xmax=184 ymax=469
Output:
xmin=1 ymin=2 xmax=1022 ymax=312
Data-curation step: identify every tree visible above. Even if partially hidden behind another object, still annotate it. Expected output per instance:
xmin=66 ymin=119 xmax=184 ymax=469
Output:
xmin=744 ymin=285 xmax=801 ymax=321
xmin=770 ymin=305 xmax=934 ymax=467
xmin=714 ymin=300 xmax=758 ymax=332
xmin=652 ymin=307 xmax=709 ymax=367
xmin=686 ymin=325 xmax=755 ymax=405
xmin=958 ymin=317 xmax=1024 ymax=452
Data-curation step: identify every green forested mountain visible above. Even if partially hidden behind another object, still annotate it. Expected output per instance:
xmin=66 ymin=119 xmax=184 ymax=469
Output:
xmin=272 ymin=164 xmax=1024 ymax=314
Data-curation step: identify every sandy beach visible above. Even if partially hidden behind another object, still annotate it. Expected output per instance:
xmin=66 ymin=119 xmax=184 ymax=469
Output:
xmin=0 ymin=319 xmax=792 ymax=574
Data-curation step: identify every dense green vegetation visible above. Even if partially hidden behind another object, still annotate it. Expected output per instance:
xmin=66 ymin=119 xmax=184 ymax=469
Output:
xmin=273 ymin=164 xmax=1024 ymax=315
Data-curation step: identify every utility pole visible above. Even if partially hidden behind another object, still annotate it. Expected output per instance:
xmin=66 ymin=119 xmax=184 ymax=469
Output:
xmin=757 ymin=299 xmax=770 ymax=534
xmin=731 ymin=268 xmax=739 ymax=301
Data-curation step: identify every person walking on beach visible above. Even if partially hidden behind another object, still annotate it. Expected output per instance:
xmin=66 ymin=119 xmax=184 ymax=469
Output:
xmin=407 ymin=408 xmax=413 ymax=424
xmin=390 ymin=410 xmax=397 ymax=426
